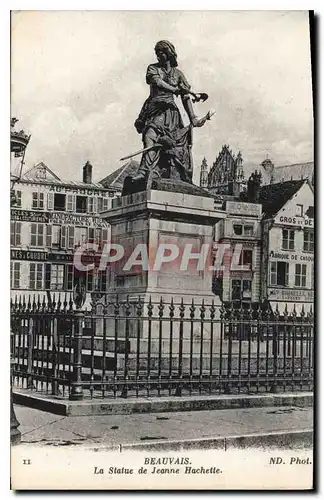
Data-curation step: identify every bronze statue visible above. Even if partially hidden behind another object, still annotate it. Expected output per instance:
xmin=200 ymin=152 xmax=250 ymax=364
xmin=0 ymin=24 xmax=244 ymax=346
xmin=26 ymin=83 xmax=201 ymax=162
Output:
xmin=122 ymin=40 xmax=214 ymax=193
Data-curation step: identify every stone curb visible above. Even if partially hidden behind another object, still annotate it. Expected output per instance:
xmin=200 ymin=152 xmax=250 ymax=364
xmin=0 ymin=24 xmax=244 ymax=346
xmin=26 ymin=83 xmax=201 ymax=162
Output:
xmin=18 ymin=430 xmax=313 ymax=452
xmin=13 ymin=390 xmax=313 ymax=416
xmin=120 ymin=429 xmax=313 ymax=451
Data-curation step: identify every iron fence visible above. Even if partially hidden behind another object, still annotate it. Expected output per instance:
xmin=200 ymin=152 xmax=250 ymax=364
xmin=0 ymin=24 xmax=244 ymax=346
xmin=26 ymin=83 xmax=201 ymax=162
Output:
xmin=11 ymin=293 xmax=314 ymax=400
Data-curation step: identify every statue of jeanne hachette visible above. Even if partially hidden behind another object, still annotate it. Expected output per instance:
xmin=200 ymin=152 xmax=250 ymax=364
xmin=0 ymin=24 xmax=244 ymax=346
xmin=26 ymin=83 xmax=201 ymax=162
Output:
xmin=123 ymin=40 xmax=215 ymax=188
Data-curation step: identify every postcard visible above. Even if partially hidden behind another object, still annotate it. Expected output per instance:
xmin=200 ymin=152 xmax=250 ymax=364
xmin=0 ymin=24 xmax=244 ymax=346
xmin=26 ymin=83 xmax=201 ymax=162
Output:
xmin=10 ymin=9 xmax=314 ymax=490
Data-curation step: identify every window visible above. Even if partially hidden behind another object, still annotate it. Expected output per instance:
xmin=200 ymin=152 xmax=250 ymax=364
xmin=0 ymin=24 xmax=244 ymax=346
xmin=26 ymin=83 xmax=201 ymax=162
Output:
xmin=76 ymin=195 xmax=87 ymax=213
xmin=50 ymin=264 xmax=65 ymax=290
xmin=243 ymin=225 xmax=254 ymax=236
xmin=296 ymin=204 xmax=303 ymax=217
xmin=231 ymin=279 xmax=252 ymax=301
xmin=75 ymin=227 xmax=87 ymax=247
xmin=233 ymin=224 xmax=243 ymax=235
xmin=32 ymin=192 xmax=44 ymax=210
xmin=30 ymin=223 xmax=44 ymax=247
xmin=88 ymin=228 xmax=95 ymax=242
xmin=97 ymin=270 xmax=107 ymax=292
xmin=11 ymin=222 xmax=21 ymax=246
xmin=311 ymin=264 xmax=314 ymax=288
xmin=295 ymin=264 xmax=307 ymax=288
xmin=67 ymin=194 xmax=75 ymax=212
xmin=303 ymin=230 xmax=314 ymax=252
xmin=13 ymin=190 xmax=22 ymax=207
xmin=54 ymin=193 xmax=66 ymax=211
xmin=29 ymin=263 xmax=44 ymax=290
xmin=87 ymin=271 xmax=94 ymax=292
xmin=102 ymin=229 xmax=109 ymax=246
xmin=45 ymin=264 xmax=51 ymax=289
xmin=239 ymin=249 xmax=253 ymax=268
xmin=88 ymin=197 xmax=97 ymax=214
xmin=282 ymin=229 xmax=295 ymax=250
xmin=242 ymin=279 xmax=252 ymax=299
xmin=270 ymin=261 xmax=289 ymax=286
xmin=10 ymin=262 xmax=20 ymax=288
xmin=97 ymin=197 xmax=109 ymax=213
xmin=305 ymin=205 xmax=314 ymax=218
xmin=52 ymin=225 xmax=61 ymax=246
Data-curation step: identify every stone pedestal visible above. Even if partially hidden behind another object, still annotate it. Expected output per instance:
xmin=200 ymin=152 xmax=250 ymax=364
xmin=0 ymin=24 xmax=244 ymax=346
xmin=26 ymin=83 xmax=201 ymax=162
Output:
xmin=100 ymin=187 xmax=225 ymax=344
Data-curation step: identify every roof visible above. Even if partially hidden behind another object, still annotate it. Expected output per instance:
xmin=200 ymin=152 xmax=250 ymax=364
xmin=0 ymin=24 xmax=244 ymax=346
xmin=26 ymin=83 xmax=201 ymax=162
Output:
xmin=272 ymin=161 xmax=314 ymax=183
xmin=100 ymin=160 xmax=139 ymax=190
xmin=258 ymin=179 xmax=306 ymax=218
xmin=20 ymin=162 xmax=114 ymax=192
xmin=257 ymin=161 xmax=314 ymax=185
xmin=22 ymin=162 xmax=61 ymax=181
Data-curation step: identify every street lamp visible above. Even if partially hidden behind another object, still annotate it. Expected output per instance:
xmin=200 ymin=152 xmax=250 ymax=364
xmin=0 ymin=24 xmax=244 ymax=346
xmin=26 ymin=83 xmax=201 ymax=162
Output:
xmin=10 ymin=118 xmax=30 ymax=445
xmin=10 ymin=117 xmax=30 ymax=202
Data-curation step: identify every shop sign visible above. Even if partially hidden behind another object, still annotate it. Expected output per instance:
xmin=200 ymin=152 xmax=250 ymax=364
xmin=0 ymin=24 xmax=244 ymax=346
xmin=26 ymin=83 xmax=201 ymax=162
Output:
xmin=230 ymin=271 xmax=253 ymax=277
xmin=48 ymin=252 xmax=99 ymax=264
xmin=276 ymin=215 xmax=313 ymax=228
xmin=49 ymin=185 xmax=110 ymax=196
xmin=268 ymin=288 xmax=314 ymax=302
xmin=11 ymin=210 xmax=49 ymax=223
xmin=49 ymin=212 xmax=109 ymax=228
xmin=11 ymin=249 xmax=48 ymax=261
xmin=269 ymin=251 xmax=314 ymax=262
xmin=226 ymin=201 xmax=262 ymax=217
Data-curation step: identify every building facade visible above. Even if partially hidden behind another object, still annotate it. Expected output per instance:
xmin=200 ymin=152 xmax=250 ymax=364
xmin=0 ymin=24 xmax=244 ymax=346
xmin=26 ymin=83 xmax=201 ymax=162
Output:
xmin=259 ymin=179 xmax=314 ymax=313
xmin=213 ymin=200 xmax=263 ymax=309
xmin=204 ymin=145 xmax=247 ymax=197
xmin=10 ymin=161 xmax=117 ymax=304
xmin=202 ymin=145 xmax=314 ymax=313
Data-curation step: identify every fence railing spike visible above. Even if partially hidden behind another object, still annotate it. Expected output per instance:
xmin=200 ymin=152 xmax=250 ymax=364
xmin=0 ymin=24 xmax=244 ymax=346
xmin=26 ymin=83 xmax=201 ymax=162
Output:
xmin=63 ymin=292 xmax=68 ymax=311
xmin=300 ymin=303 xmax=305 ymax=318
xmin=57 ymin=293 xmax=62 ymax=310
xmin=68 ymin=292 xmax=74 ymax=311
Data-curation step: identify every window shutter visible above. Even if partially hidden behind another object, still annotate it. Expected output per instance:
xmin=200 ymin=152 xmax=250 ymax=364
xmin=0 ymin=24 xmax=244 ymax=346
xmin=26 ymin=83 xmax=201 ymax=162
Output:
xmin=66 ymin=264 xmax=74 ymax=290
xmin=47 ymin=192 xmax=54 ymax=211
xmin=95 ymin=228 xmax=102 ymax=244
xmin=67 ymin=194 xmax=76 ymax=212
xmin=61 ymin=226 xmax=67 ymax=248
xmin=46 ymin=225 xmax=52 ymax=247
xmin=29 ymin=263 xmax=36 ymax=289
xmin=11 ymin=222 xmax=15 ymax=246
xmin=102 ymin=229 xmax=108 ymax=245
xmin=45 ymin=264 xmax=51 ymax=290
xmin=102 ymin=198 xmax=108 ymax=211
xmin=68 ymin=226 xmax=75 ymax=248
xmin=15 ymin=222 xmax=22 ymax=246
xmin=93 ymin=197 xmax=97 ymax=214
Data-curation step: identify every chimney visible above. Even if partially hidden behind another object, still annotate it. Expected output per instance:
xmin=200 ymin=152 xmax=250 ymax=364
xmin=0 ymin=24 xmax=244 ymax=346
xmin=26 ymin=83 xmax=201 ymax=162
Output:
xmin=247 ymin=170 xmax=262 ymax=203
xmin=83 ymin=161 xmax=93 ymax=184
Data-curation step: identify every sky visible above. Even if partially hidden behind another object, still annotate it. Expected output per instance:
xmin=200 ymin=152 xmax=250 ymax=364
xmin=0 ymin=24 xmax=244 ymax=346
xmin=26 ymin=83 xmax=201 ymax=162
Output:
xmin=11 ymin=10 xmax=313 ymax=184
